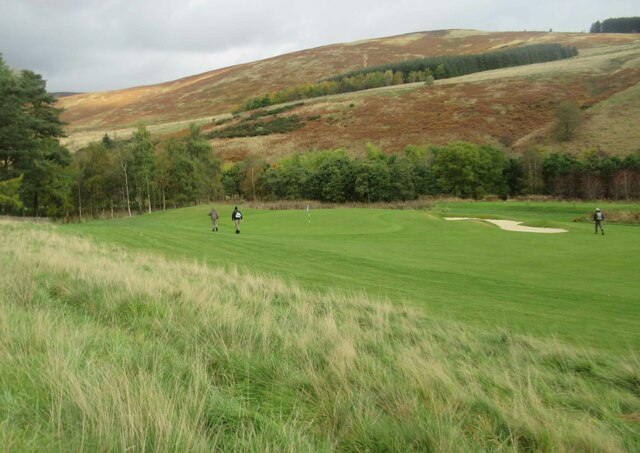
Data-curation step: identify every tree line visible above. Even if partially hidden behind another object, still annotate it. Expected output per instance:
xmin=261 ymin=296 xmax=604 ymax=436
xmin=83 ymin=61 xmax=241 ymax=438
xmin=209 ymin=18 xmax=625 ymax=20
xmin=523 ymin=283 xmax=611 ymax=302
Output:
xmin=3 ymin=121 xmax=640 ymax=219
xmin=239 ymin=44 xmax=578 ymax=111
xmin=70 ymin=125 xmax=223 ymax=219
xmin=224 ymin=144 xmax=640 ymax=203
xmin=590 ymin=17 xmax=640 ymax=33
xmin=2 ymin=55 xmax=640 ymax=219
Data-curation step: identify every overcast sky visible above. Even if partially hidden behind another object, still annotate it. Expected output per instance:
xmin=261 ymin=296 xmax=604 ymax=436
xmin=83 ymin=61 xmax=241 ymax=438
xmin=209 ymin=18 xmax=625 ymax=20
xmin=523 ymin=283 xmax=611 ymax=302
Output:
xmin=0 ymin=0 xmax=637 ymax=93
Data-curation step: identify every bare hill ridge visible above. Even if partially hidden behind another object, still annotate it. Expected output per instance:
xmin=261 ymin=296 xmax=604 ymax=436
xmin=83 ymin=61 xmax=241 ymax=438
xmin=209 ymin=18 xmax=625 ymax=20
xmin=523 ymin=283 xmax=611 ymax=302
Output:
xmin=58 ymin=30 xmax=640 ymax=159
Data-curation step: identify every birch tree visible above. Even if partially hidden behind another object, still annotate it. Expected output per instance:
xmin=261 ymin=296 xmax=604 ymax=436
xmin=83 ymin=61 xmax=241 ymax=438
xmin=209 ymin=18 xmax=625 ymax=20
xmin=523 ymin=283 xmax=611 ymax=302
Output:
xmin=130 ymin=125 xmax=155 ymax=213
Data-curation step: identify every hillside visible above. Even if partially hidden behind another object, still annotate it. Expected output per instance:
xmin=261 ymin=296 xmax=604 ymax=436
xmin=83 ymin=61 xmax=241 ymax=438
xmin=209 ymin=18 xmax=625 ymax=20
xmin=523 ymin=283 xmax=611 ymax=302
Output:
xmin=58 ymin=30 xmax=640 ymax=160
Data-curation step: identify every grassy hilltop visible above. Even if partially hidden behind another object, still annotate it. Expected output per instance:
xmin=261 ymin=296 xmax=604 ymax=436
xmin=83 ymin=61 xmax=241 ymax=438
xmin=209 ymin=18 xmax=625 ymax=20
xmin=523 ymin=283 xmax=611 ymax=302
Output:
xmin=2 ymin=201 xmax=640 ymax=451
xmin=57 ymin=30 xmax=640 ymax=158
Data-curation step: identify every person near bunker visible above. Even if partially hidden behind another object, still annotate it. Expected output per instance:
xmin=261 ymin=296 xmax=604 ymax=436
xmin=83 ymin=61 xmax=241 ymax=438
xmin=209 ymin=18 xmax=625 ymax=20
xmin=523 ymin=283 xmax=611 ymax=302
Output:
xmin=208 ymin=207 xmax=219 ymax=232
xmin=232 ymin=206 xmax=243 ymax=234
xmin=593 ymin=207 xmax=604 ymax=235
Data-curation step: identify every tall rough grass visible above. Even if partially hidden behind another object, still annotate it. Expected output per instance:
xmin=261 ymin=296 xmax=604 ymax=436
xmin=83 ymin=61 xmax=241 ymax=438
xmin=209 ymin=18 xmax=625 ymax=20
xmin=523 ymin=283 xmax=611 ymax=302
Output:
xmin=1 ymin=220 xmax=638 ymax=452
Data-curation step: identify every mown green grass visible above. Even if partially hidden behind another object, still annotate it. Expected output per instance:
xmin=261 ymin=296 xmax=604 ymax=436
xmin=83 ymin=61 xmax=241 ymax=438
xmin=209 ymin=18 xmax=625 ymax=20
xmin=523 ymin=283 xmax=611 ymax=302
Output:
xmin=1 ymin=221 xmax=639 ymax=452
xmin=63 ymin=201 xmax=640 ymax=352
xmin=433 ymin=200 xmax=639 ymax=223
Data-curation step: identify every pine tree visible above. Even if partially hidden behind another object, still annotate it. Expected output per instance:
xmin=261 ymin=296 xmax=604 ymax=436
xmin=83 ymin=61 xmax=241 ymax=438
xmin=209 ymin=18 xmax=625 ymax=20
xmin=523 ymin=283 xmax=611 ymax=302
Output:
xmin=0 ymin=56 xmax=70 ymax=215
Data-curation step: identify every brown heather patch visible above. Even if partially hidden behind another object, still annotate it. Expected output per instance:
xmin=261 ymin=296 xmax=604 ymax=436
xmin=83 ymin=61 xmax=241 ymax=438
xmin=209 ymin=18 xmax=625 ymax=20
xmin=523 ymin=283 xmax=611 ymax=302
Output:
xmin=211 ymin=135 xmax=305 ymax=163
xmin=262 ymin=78 xmax=579 ymax=156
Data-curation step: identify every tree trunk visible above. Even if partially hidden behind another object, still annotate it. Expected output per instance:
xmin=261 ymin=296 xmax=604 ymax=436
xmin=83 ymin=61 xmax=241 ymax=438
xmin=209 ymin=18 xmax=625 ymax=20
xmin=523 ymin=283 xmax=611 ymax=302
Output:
xmin=146 ymin=179 xmax=152 ymax=214
xmin=77 ymin=182 xmax=82 ymax=221
xmin=121 ymin=162 xmax=132 ymax=217
xmin=33 ymin=191 xmax=39 ymax=217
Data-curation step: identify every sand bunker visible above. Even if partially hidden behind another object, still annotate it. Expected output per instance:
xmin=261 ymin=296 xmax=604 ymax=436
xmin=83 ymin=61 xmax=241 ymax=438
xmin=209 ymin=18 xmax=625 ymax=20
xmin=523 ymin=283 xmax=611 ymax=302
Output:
xmin=444 ymin=217 xmax=567 ymax=233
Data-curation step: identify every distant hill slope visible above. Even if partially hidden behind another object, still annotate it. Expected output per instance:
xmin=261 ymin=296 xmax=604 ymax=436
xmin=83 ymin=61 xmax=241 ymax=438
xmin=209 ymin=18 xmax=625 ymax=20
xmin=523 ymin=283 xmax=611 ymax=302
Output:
xmin=58 ymin=30 xmax=640 ymax=159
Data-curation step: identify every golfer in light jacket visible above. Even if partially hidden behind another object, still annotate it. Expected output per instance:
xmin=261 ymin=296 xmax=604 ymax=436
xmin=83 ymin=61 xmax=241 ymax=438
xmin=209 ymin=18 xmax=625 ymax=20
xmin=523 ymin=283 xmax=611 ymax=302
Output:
xmin=232 ymin=206 xmax=243 ymax=234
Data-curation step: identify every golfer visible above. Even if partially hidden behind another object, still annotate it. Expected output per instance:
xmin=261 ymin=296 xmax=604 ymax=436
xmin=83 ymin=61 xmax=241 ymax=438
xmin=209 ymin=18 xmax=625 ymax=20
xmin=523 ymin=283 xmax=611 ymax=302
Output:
xmin=593 ymin=208 xmax=604 ymax=235
xmin=232 ymin=206 xmax=243 ymax=234
xmin=208 ymin=207 xmax=219 ymax=232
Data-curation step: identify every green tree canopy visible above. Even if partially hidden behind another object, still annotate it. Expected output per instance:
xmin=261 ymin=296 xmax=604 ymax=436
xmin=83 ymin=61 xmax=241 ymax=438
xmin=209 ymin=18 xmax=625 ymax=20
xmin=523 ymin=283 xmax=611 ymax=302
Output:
xmin=432 ymin=142 xmax=507 ymax=199
xmin=354 ymin=158 xmax=391 ymax=202
xmin=598 ymin=17 xmax=640 ymax=33
xmin=0 ymin=175 xmax=23 ymax=211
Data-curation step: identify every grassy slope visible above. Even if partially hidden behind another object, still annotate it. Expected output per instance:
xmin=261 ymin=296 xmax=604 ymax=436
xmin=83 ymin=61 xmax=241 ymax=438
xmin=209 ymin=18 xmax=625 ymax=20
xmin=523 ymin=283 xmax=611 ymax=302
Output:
xmin=57 ymin=31 xmax=640 ymax=157
xmin=1 ymin=220 xmax=639 ymax=452
xmin=62 ymin=202 xmax=640 ymax=352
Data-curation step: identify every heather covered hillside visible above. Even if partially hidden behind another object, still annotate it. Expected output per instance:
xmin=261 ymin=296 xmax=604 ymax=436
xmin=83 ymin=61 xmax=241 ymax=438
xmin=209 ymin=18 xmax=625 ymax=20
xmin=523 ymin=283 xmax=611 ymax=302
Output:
xmin=58 ymin=30 xmax=640 ymax=159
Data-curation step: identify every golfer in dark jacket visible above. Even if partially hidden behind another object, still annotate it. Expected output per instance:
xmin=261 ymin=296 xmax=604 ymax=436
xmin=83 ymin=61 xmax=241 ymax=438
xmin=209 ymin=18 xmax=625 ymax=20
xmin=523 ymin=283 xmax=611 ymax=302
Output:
xmin=232 ymin=206 xmax=243 ymax=234
xmin=593 ymin=208 xmax=604 ymax=235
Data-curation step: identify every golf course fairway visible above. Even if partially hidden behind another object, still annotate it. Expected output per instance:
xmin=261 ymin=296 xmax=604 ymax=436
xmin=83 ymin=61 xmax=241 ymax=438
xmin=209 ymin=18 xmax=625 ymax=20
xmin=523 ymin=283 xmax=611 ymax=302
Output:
xmin=63 ymin=201 xmax=640 ymax=352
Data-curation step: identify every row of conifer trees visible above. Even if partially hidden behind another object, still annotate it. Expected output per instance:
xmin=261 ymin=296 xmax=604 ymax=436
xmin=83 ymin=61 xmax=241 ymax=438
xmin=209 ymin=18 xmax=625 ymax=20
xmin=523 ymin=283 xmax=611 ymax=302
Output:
xmin=590 ymin=17 xmax=640 ymax=33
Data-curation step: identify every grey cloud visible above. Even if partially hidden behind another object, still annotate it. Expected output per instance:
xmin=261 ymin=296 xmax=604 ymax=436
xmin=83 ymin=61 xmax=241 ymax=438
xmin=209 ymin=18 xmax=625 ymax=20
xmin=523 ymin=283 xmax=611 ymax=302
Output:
xmin=1 ymin=0 xmax=637 ymax=92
